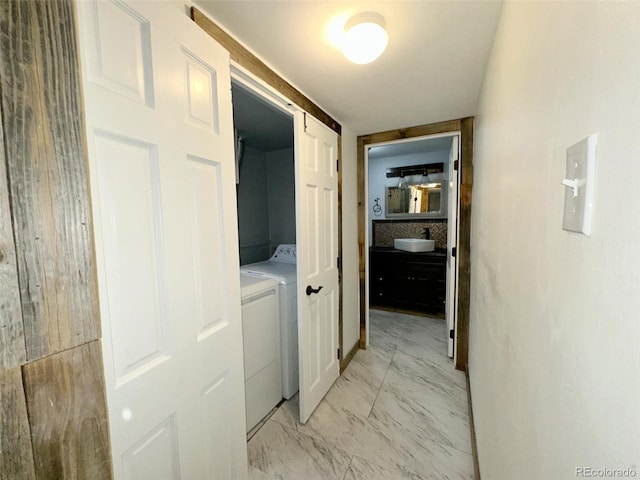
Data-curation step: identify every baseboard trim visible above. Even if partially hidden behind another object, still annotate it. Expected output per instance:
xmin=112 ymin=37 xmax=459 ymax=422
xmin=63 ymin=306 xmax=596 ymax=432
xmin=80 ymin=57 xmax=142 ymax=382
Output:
xmin=340 ymin=339 xmax=360 ymax=373
xmin=466 ymin=369 xmax=481 ymax=480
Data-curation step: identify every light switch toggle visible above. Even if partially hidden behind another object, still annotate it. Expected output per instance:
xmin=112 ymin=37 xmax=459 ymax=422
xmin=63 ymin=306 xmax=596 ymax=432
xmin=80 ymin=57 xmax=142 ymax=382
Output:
xmin=561 ymin=177 xmax=586 ymax=198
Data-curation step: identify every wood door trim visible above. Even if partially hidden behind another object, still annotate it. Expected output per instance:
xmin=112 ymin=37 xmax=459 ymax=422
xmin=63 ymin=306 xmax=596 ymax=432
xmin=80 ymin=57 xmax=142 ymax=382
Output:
xmin=357 ymin=118 xmax=473 ymax=370
xmin=191 ymin=7 xmax=341 ymax=135
xmin=456 ymin=117 xmax=474 ymax=369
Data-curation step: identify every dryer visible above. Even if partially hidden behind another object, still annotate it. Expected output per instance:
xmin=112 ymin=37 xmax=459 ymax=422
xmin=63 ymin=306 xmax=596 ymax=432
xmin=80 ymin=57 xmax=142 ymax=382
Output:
xmin=240 ymin=274 xmax=281 ymax=432
xmin=240 ymin=244 xmax=298 ymax=399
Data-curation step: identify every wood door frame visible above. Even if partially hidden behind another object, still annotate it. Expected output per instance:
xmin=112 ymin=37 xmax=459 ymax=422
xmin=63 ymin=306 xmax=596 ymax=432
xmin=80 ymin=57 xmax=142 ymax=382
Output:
xmin=358 ymin=117 xmax=474 ymax=370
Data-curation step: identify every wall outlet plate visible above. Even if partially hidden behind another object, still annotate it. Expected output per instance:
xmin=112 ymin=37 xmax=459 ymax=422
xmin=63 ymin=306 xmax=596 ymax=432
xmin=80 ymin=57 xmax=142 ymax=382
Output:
xmin=562 ymin=133 xmax=598 ymax=236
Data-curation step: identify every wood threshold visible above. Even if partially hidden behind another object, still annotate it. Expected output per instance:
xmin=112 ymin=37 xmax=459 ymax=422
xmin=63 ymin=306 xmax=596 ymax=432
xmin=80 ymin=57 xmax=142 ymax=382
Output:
xmin=191 ymin=7 xmax=341 ymax=135
xmin=357 ymin=118 xmax=473 ymax=370
xmin=466 ymin=370 xmax=481 ymax=480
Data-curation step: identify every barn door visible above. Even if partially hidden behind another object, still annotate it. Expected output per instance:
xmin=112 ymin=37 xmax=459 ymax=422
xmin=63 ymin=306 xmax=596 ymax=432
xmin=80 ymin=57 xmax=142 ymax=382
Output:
xmin=295 ymin=112 xmax=340 ymax=423
xmin=76 ymin=1 xmax=247 ymax=478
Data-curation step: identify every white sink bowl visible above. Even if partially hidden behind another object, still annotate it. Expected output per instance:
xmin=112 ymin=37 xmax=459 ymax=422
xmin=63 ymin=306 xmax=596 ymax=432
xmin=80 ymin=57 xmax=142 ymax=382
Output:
xmin=394 ymin=238 xmax=435 ymax=253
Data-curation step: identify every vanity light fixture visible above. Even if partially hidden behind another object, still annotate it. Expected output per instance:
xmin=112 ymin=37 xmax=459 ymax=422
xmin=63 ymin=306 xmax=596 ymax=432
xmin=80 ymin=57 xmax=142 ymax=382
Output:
xmin=341 ymin=12 xmax=388 ymax=64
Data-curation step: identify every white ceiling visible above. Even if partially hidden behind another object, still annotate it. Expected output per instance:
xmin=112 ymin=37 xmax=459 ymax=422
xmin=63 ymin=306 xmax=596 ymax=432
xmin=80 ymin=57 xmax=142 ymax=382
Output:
xmin=195 ymin=1 xmax=503 ymax=136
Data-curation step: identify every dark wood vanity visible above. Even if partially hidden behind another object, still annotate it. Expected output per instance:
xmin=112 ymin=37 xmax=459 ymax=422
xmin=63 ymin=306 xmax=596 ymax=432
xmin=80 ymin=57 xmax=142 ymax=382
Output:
xmin=370 ymin=246 xmax=446 ymax=315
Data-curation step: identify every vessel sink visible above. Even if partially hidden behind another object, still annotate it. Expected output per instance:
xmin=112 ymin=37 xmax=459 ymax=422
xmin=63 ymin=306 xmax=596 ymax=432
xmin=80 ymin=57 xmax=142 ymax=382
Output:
xmin=394 ymin=238 xmax=435 ymax=253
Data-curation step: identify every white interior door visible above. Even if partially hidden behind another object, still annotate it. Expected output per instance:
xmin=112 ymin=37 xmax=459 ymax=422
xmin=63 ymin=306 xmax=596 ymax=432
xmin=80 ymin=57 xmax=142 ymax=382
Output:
xmin=446 ymin=136 xmax=461 ymax=358
xmin=295 ymin=112 xmax=340 ymax=423
xmin=76 ymin=1 xmax=247 ymax=478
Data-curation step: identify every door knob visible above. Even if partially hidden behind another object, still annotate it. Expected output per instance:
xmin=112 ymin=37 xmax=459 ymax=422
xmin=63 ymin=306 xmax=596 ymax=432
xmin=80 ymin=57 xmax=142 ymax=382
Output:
xmin=306 ymin=285 xmax=323 ymax=296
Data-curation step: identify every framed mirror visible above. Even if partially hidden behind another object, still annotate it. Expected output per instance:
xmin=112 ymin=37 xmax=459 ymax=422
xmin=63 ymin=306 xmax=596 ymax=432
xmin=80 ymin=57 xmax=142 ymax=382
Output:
xmin=385 ymin=163 xmax=446 ymax=218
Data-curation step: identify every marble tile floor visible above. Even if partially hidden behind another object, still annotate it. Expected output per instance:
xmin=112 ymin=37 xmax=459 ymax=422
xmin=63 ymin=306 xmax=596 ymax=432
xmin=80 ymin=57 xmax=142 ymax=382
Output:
xmin=248 ymin=309 xmax=473 ymax=480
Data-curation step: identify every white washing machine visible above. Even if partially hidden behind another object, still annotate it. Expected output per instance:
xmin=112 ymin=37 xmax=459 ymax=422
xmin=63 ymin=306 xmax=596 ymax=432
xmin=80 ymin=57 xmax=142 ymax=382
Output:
xmin=240 ymin=274 xmax=281 ymax=433
xmin=240 ymin=244 xmax=298 ymax=399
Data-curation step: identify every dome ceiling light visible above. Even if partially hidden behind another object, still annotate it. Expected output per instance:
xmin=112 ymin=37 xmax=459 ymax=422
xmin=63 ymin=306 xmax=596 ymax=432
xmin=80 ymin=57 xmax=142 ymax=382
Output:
xmin=341 ymin=12 xmax=388 ymax=65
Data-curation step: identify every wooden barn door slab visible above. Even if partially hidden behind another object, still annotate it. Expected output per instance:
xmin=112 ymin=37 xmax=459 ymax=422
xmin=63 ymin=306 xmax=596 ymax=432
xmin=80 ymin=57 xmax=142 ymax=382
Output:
xmin=0 ymin=0 xmax=100 ymax=361
xmin=22 ymin=341 xmax=112 ymax=480
xmin=0 ymin=368 xmax=36 ymax=479
xmin=0 ymin=112 xmax=25 ymax=370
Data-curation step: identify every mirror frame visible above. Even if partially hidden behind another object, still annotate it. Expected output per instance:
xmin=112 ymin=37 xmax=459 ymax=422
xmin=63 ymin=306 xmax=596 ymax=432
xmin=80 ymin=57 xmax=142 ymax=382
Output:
xmin=385 ymin=184 xmax=446 ymax=219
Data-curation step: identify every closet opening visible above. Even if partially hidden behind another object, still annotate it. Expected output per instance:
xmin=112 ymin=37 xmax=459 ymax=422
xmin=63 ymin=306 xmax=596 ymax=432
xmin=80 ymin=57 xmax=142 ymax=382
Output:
xmin=231 ymin=81 xmax=299 ymax=437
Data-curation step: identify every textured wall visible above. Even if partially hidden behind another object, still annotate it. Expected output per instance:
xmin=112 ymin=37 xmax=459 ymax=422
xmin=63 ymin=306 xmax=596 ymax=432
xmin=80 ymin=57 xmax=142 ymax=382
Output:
xmin=470 ymin=2 xmax=640 ymax=478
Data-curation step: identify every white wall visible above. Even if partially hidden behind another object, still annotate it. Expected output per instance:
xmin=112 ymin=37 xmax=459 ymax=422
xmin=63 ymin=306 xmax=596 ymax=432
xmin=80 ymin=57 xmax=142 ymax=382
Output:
xmin=266 ymin=148 xmax=296 ymax=250
xmin=341 ymin=128 xmax=360 ymax=355
xmin=470 ymin=2 xmax=640 ymax=479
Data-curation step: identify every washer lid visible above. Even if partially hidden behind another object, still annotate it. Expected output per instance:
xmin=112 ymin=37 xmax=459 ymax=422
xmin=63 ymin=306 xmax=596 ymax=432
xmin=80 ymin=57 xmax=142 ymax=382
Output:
xmin=240 ymin=274 xmax=278 ymax=298
xmin=240 ymin=261 xmax=297 ymax=285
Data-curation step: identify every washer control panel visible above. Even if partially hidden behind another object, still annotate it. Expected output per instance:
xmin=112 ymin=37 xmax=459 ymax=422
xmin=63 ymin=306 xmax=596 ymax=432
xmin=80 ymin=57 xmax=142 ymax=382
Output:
xmin=271 ymin=244 xmax=297 ymax=264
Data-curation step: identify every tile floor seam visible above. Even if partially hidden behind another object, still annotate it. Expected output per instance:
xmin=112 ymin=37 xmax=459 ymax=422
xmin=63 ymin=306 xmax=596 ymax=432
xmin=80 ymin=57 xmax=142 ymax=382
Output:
xmin=367 ymin=345 xmax=397 ymax=419
xmin=341 ymin=456 xmax=354 ymax=480
xmin=268 ymin=404 xmax=295 ymax=430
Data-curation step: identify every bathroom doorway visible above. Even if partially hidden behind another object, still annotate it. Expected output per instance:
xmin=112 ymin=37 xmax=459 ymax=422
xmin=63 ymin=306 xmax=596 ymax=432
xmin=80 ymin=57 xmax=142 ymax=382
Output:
xmin=357 ymin=118 xmax=474 ymax=370
xmin=365 ymin=133 xmax=459 ymax=364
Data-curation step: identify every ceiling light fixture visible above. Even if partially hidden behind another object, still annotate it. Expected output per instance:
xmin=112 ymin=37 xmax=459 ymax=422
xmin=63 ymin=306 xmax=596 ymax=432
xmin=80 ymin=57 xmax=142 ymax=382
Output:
xmin=341 ymin=12 xmax=388 ymax=65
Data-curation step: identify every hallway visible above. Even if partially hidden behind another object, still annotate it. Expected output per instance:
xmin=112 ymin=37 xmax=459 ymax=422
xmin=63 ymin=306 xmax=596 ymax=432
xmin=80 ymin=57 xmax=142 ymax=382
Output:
xmin=248 ymin=309 xmax=474 ymax=479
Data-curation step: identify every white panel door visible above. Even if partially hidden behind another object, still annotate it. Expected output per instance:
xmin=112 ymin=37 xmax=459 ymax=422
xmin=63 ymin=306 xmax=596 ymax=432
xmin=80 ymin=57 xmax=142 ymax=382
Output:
xmin=295 ymin=113 xmax=340 ymax=423
xmin=446 ymin=136 xmax=461 ymax=358
xmin=76 ymin=1 xmax=247 ymax=478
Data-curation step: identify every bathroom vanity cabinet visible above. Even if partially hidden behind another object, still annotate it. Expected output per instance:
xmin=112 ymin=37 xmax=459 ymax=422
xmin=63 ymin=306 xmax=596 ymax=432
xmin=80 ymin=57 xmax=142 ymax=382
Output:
xmin=369 ymin=247 xmax=446 ymax=315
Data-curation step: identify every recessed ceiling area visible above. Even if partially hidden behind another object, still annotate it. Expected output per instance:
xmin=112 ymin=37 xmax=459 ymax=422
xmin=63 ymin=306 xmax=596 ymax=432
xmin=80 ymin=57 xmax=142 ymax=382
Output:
xmin=232 ymin=83 xmax=293 ymax=152
xmin=195 ymin=1 xmax=503 ymax=135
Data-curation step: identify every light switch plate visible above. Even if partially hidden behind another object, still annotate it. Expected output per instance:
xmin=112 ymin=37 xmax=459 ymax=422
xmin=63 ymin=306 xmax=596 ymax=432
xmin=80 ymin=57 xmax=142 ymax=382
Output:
xmin=562 ymin=133 xmax=597 ymax=235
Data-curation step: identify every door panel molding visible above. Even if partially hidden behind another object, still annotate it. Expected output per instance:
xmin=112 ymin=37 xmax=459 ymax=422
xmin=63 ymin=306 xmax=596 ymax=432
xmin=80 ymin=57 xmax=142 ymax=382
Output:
xmin=296 ymin=113 xmax=340 ymax=423
xmin=77 ymin=1 xmax=248 ymax=476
